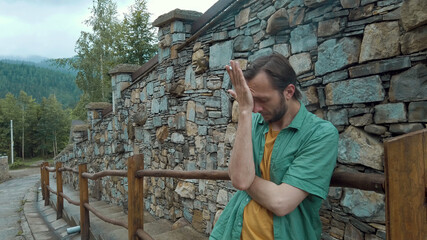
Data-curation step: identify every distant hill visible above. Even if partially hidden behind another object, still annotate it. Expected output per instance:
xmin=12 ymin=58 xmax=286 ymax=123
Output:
xmin=0 ymin=59 xmax=81 ymax=108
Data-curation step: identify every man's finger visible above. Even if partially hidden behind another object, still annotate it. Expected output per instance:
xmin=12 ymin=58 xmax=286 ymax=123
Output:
xmin=227 ymin=89 xmax=237 ymax=99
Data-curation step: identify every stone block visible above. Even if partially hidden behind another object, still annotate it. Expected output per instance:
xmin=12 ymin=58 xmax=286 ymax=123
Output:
xmin=338 ymin=126 xmax=384 ymax=170
xmin=408 ymin=101 xmax=427 ymax=122
xmin=325 ymin=75 xmax=384 ymax=105
xmin=389 ymin=123 xmax=424 ymax=134
xmin=221 ymin=90 xmax=231 ymax=118
xmin=400 ymin=0 xmax=427 ymax=31
xmin=185 ymin=65 xmax=196 ymax=90
xmin=233 ymin=36 xmax=253 ymax=52
xmin=327 ymin=109 xmax=349 ymax=126
xmin=302 ymin=86 xmax=319 ymax=106
xmin=341 ymin=0 xmax=361 ymax=8
xmin=400 ymin=25 xmax=427 ymax=54
xmin=323 ymin=70 xmax=348 ymax=84
xmin=212 ymin=31 xmax=228 ymax=41
xmin=175 ymin=181 xmax=195 ymax=199
xmin=259 ymin=38 xmax=275 ymax=49
xmin=344 ymin=223 xmax=363 ymax=240
xmin=374 ymin=103 xmax=407 ymax=124
xmin=273 ymin=43 xmax=291 ymax=58
xmin=341 ymin=188 xmax=385 ymax=222
xmin=186 ymin=121 xmax=198 ymax=136
xmin=257 ymin=6 xmax=276 ymax=20
xmin=288 ymin=7 xmax=305 ymax=27
xmin=364 ymin=124 xmax=387 ymax=135
xmin=318 ymin=18 xmax=343 ymax=37
xmin=389 ymin=64 xmax=427 ymax=102
xmin=349 ymin=4 xmax=374 ymax=21
xmin=209 ymin=40 xmax=233 ymax=70
xmin=170 ymin=21 xmax=185 ymax=33
xmin=289 ymin=52 xmax=312 ymax=76
xmin=171 ymin=133 xmax=185 ymax=144
xmin=235 ymin=8 xmax=250 ymax=28
xmin=359 ymin=21 xmax=400 ymax=63
xmin=348 ymin=57 xmax=411 ymax=78
xmin=266 ymin=9 xmax=290 ymax=35
xmin=248 ymin=48 xmax=273 ymax=63
xmin=315 ymin=37 xmax=361 ymax=76
xmin=349 ymin=113 xmax=373 ymax=127
xmin=290 ymin=24 xmax=317 ymax=54
xmin=304 ymin=0 xmax=328 ymax=8
xmin=186 ymin=101 xmax=196 ymax=122
xmin=156 ymin=126 xmax=169 ymax=143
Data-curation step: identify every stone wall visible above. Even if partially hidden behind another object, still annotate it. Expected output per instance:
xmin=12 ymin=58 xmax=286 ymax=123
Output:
xmin=0 ymin=156 xmax=9 ymax=182
xmin=56 ymin=0 xmax=427 ymax=239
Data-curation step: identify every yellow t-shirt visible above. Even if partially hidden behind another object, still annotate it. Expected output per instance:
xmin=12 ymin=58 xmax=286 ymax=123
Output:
xmin=241 ymin=126 xmax=280 ymax=240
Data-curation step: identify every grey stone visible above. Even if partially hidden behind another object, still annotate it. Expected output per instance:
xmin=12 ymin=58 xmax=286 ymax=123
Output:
xmin=341 ymin=188 xmax=385 ymax=222
xmin=304 ymin=3 xmax=335 ymax=21
xmin=349 ymin=4 xmax=374 ymax=21
xmin=408 ymin=101 xmax=427 ymax=122
xmin=185 ymin=66 xmax=196 ymax=90
xmin=171 ymin=21 xmax=185 ymax=33
xmin=364 ymin=124 xmax=388 ymax=136
xmin=290 ymin=24 xmax=317 ymax=54
xmin=400 ymin=0 xmax=427 ymax=31
xmin=151 ymin=99 xmax=160 ymax=114
xmin=257 ymin=6 xmax=276 ymax=20
xmin=235 ymin=8 xmax=250 ymax=28
xmin=288 ymin=6 xmax=305 ymax=27
xmin=248 ymin=48 xmax=273 ymax=63
xmin=315 ymin=37 xmax=361 ymax=76
xmin=361 ymin=0 xmax=377 ymax=5
xmin=377 ymin=0 xmax=401 ymax=7
xmin=233 ymin=36 xmax=254 ymax=52
xmin=304 ymin=0 xmax=328 ymax=8
xmin=159 ymin=96 xmax=168 ymax=112
xmin=389 ymin=123 xmax=424 ymax=134
xmin=341 ymin=0 xmax=361 ymax=8
xmin=323 ymin=70 xmax=348 ymax=84
xmin=273 ymin=43 xmax=291 ymax=58
xmin=349 ymin=217 xmax=376 ymax=233
xmin=389 ymin=64 xmax=427 ymax=102
xmin=374 ymin=103 xmax=407 ymax=124
xmin=212 ymin=31 xmax=228 ymax=41
xmin=338 ymin=126 xmax=384 ymax=170
xmin=266 ymin=9 xmax=290 ymax=35
xmin=344 ymin=223 xmax=363 ymax=240
xmin=400 ymin=25 xmax=427 ymax=54
xmin=300 ymin=77 xmax=323 ymax=87
xmin=327 ymin=109 xmax=349 ymax=126
xmin=359 ymin=21 xmax=400 ymax=63
xmin=221 ymin=90 xmax=231 ymax=118
xmin=187 ymin=101 xmax=196 ymax=122
xmin=209 ymin=40 xmax=233 ymax=70
xmin=275 ymin=0 xmax=292 ymax=9
xmin=259 ymin=38 xmax=275 ymax=49
xmin=198 ymin=126 xmax=207 ymax=136
xmin=383 ymin=7 xmax=401 ymax=21
xmin=349 ymin=113 xmax=373 ymax=127
xmin=318 ymin=18 xmax=343 ymax=37
xmin=289 ymin=53 xmax=312 ymax=76
xmin=347 ymin=15 xmax=383 ymax=27
xmin=348 ymin=57 xmax=411 ymax=78
xmin=171 ymin=133 xmax=185 ymax=144
xmin=325 ymin=75 xmax=384 ymax=105
xmin=172 ymin=33 xmax=185 ymax=43
xmin=159 ymin=47 xmax=170 ymax=62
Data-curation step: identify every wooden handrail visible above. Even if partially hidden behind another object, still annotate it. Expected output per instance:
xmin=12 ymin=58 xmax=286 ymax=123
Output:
xmin=84 ymin=202 xmax=128 ymax=229
xmin=82 ymin=170 xmax=127 ymax=180
xmin=59 ymin=192 xmax=80 ymax=206
xmin=136 ymin=229 xmax=155 ymax=240
xmin=46 ymin=185 xmax=57 ymax=195
xmin=60 ymin=166 xmax=79 ymax=174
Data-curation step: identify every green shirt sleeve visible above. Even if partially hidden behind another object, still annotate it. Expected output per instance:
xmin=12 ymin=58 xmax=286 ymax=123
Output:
xmin=281 ymin=122 xmax=339 ymax=199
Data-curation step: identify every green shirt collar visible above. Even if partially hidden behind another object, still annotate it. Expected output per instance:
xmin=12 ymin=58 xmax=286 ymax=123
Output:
xmin=257 ymin=101 xmax=307 ymax=131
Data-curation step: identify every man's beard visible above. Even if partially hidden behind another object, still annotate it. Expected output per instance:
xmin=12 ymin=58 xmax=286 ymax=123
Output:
xmin=266 ymin=94 xmax=287 ymax=124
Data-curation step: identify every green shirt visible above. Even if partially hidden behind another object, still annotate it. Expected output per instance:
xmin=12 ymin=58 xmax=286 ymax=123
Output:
xmin=210 ymin=103 xmax=339 ymax=240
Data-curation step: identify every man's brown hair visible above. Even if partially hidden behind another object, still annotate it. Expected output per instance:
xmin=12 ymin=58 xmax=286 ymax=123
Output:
xmin=243 ymin=53 xmax=302 ymax=100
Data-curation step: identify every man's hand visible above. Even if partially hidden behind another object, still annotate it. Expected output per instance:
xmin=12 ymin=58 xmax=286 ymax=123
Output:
xmin=226 ymin=60 xmax=253 ymax=114
xmin=225 ymin=60 xmax=255 ymax=190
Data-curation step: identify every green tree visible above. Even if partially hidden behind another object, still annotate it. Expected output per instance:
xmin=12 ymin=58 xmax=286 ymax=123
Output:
xmin=119 ymin=0 xmax=157 ymax=64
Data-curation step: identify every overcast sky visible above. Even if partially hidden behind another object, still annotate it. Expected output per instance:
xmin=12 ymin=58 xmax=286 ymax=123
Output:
xmin=0 ymin=0 xmax=218 ymax=59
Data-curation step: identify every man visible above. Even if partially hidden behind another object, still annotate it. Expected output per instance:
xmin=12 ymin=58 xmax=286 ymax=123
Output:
xmin=210 ymin=53 xmax=338 ymax=240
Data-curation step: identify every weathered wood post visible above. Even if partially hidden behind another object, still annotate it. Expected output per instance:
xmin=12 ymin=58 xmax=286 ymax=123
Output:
xmin=56 ymin=162 xmax=63 ymax=219
xmin=43 ymin=162 xmax=50 ymax=206
xmin=127 ymin=154 xmax=144 ymax=240
xmin=40 ymin=163 xmax=45 ymax=200
xmin=79 ymin=164 xmax=90 ymax=240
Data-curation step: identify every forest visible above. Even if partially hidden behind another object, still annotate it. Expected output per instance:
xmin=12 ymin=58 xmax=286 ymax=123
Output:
xmin=0 ymin=0 xmax=157 ymax=162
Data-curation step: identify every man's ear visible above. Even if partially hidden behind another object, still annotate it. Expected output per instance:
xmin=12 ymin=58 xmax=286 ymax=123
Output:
xmin=283 ymin=84 xmax=295 ymax=100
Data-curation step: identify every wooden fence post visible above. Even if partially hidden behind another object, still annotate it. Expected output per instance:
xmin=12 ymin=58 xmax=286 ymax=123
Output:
xmin=40 ymin=163 xmax=45 ymax=200
xmin=44 ymin=162 xmax=50 ymax=206
xmin=384 ymin=129 xmax=427 ymax=240
xmin=56 ymin=162 xmax=63 ymax=219
xmin=127 ymin=154 xmax=144 ymax=240
xmin=79 ymin=164 xmax=90 ymax=240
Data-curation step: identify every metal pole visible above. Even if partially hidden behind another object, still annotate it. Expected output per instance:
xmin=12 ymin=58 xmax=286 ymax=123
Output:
xmin=10 ymin=120 xmax=14 ymax=164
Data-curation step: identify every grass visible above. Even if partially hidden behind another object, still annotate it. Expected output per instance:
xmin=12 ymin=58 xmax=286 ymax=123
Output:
xmin=9 ymin=156 xmax=54 ymax=170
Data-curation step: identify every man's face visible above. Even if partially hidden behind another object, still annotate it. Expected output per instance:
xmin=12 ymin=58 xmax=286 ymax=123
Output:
xmin=247 ymin=71 xmax=288 ymax=123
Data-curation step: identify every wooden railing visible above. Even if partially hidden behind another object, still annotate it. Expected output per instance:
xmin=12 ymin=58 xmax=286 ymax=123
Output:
xmin=41 ymin=154 xmax=385 ymax=240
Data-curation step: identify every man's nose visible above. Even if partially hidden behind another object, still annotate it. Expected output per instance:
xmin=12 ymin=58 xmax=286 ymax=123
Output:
xmin=253 ymin=102 xmax=262 ymax=113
